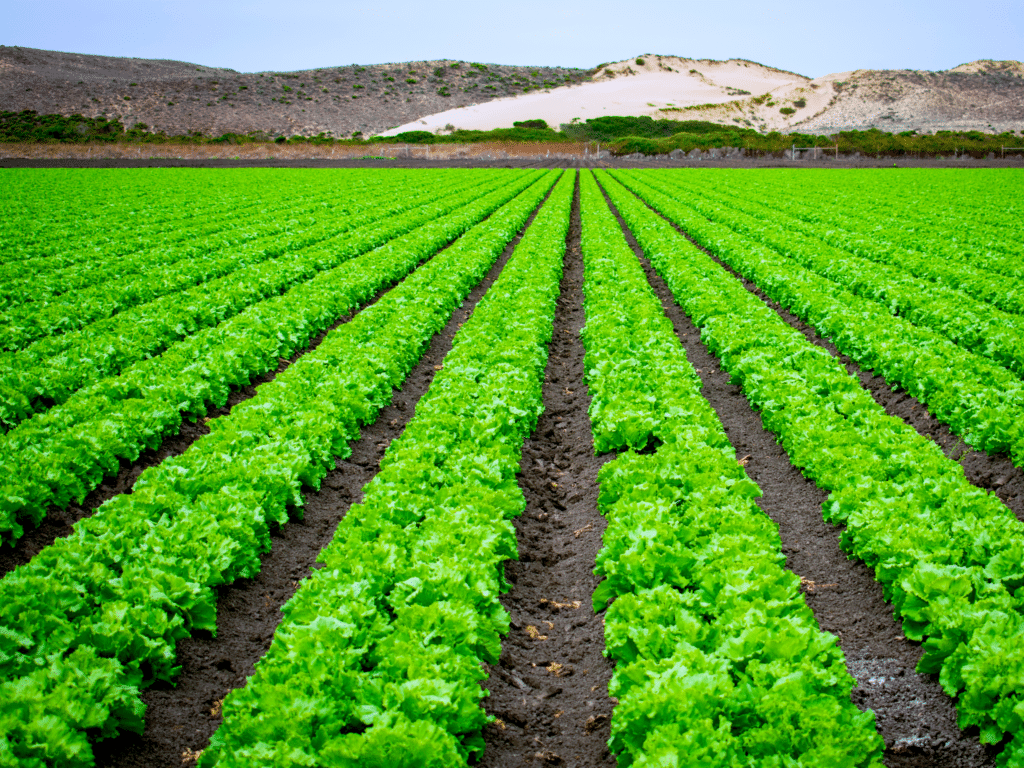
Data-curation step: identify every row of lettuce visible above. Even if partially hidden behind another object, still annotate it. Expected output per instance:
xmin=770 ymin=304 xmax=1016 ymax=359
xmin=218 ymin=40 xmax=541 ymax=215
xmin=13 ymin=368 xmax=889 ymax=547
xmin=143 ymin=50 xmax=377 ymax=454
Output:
xmin=579 ymin=170 xmax=884 ymax=766
xmin=600 ymin=169 xmax=1024 ymax=765
xmin=642 ymin=171 xmax=1024 ymax=377
xmin=0 ymin=173 xmax=500 ymax=352
xmin=0 ymin=172 xmax=460 ymax=309
xmin=0 ymin=170 xmax=562 ymax=766
xmin=0 ymin=173 xmax=490 ymax=428
xmin=0 ymin=172 xmax=541 ymax=543
xmin=667 ymin=170 xmax=1024 ymax=314
xmin=0 ymin=168 xmax=332 ymax=266
xmin=614 ymin=171 xmax=1024 ymax=469
xmin=0 ymin=172 xmax=503 ymax=431
xmin=698 ymin=170 xmax=1023 ymax=281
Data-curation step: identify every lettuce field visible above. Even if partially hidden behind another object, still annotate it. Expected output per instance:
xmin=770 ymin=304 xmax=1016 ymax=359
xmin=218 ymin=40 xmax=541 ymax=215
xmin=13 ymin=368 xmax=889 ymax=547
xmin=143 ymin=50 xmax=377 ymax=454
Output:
xmin=1 ymin=167 xmax=1023 ymax=768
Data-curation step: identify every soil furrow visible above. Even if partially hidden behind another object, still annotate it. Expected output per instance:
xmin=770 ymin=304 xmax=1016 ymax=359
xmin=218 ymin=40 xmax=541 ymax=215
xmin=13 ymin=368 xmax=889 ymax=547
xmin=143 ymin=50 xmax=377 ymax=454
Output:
xmin=480 ymin=172 xmax=617 ymax=768
xmin=596 ymin=174 xmax=995 ymax=767
xmin=89 ymin=178 xmax=556 ymax=768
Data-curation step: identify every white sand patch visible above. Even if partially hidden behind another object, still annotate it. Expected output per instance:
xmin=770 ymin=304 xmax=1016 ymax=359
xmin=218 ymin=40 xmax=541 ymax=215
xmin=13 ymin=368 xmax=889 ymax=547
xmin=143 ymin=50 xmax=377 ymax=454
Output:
xmin=379 ymin=56 xmax=845 ymax=136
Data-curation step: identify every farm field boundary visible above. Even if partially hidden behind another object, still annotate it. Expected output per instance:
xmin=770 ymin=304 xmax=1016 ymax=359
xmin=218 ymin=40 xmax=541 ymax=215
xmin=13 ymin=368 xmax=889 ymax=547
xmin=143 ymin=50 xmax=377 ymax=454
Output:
xmin=593 ymin=171 xmax=998 ymax=766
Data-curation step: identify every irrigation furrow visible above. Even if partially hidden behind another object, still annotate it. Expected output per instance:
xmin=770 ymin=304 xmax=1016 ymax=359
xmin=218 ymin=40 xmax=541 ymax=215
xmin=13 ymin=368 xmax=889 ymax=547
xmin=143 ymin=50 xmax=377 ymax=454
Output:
xmin=481 ymin=172 xmax=616 ymax=768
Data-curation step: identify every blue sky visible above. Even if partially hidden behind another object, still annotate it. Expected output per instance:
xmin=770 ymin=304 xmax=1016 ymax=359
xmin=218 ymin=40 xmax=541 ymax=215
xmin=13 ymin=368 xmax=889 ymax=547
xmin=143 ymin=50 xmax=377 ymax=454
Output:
xmin=6 ymin=0 xmax=1022 ymax=77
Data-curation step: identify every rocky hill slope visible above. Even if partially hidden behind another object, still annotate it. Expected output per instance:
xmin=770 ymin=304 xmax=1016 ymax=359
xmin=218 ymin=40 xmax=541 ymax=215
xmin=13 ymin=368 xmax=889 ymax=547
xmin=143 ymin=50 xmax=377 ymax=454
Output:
xmin=0 ymin=45 xmax=588 ymax=138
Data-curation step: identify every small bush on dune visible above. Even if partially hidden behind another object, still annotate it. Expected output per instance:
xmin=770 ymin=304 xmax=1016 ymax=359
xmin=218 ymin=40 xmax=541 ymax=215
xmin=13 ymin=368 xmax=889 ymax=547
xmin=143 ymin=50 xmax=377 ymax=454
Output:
xmin=513 ymin=119 xmax=548 ymax=130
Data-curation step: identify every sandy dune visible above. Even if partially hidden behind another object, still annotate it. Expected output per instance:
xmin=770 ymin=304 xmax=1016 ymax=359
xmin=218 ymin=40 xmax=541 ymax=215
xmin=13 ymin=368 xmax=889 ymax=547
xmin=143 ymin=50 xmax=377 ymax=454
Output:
xmin=382 ymin=55 xmax=1024 ymax=137
xmin=381 ymin=56 xmax=835 ymax=135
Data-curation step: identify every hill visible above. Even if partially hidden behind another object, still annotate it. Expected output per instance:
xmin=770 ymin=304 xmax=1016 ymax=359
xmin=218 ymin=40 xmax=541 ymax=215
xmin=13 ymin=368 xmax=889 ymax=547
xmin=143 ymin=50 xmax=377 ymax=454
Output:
xmin=0 ymin=45 xmax=588 ymax=139
xmin=386 ymin=55 xmax=1024 ymax=136
xmin=2 ymin=46 xmax=1022 ymax=139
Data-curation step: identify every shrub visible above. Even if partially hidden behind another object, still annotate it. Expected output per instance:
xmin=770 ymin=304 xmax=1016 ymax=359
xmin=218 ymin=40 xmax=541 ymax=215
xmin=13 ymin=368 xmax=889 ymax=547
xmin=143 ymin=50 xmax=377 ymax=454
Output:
xmin=635 ymin=58 xmax=645 ymax=65
xmin=395 ymin=130 xmax=434 ymax=143
xmin=513 ymin=119 xmax=548 ymax=130
xmin=780 ymin=107 xmax=796 ymax=115
xmin=609 ymin=137 xmax=666 ymax=155
xmin=793 ymin=99 xmax=806 ymax=108
xmin=406 ymin=78 xmax=417 ymax=84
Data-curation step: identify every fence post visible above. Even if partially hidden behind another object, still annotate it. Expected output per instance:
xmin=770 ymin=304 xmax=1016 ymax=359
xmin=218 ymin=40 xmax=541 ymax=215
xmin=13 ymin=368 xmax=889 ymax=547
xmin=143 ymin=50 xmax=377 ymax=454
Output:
xmin=792 ymin=143 xmax=796 ymax=160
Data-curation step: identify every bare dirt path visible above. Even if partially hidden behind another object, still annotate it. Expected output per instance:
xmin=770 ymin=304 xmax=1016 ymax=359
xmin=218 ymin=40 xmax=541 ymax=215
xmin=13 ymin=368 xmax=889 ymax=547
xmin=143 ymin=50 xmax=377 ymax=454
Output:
xmin=481 ymin=172 xmax=617 ymax=768
xmin=596 ymin=174 xmax=997 ymax=767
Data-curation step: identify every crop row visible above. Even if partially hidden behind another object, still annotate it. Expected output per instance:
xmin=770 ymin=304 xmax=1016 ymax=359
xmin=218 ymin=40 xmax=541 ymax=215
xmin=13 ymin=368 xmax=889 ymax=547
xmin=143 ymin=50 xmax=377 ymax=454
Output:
xmin=0 ymin=171 xmax=416 ymax=310
xmin=0 ymin=170 xmax=562 ymax=766
xmin=578 ymin=171 xmax=883 ymax=766
xmin=0 ymin=172 xmax=504 ymax=351
xmin=200 ymin=169 xmax=574 ymax=767
xmin=785 ymin=172 xmax=1024 ymax=279
xmin=0 ymin=170 xmax=505 ymax=430
xmin=614 ymin=170 xmax=1024 ymax=468
xmin=0 ymin=169 xmax=344 ymax=270
xmin=0 ymin=170 xmax=211 ymax=264
xmin=602 ymin=169 xmax=1024 ymax=766
xmin=691 ymin=171 xmax=1024 ymax=313
xmin=702 ymin=170 xmax=1024 ymax=281
xmin=0 ymin=171 xmax=545 ymax=544
xmin=648 ymin=172 xmax=1024 ymax=378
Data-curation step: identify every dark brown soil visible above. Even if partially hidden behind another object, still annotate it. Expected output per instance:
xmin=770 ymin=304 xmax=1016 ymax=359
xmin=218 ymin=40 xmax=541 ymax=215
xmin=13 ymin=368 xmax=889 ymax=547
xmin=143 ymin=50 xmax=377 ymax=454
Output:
xmin=480 ymin=173 xmax=617 ymax=768
xmin=596 ymin=175 xmax=999 ymax=767
xmin=89 ymin=180 xmax=552 ymax=768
